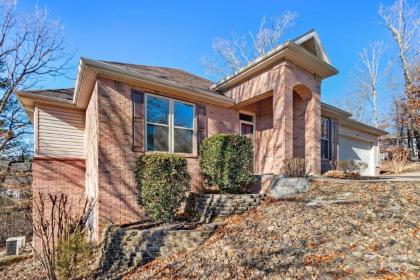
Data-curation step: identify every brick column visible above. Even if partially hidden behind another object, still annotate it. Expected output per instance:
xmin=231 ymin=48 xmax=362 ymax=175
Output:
xmin=305 ymin=92 xmax=321 ymax=175
xmin=272 ymin=64 xmax=294 ymax=174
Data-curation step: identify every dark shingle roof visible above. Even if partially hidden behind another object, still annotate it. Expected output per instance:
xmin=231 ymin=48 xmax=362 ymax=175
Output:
xmin=18 ymin=88 xmax=74 ymax=101
xmin=18 ymin=61 xmax=217 ymax=102
xmin=100 ymin=61 xmax=214 ymax=93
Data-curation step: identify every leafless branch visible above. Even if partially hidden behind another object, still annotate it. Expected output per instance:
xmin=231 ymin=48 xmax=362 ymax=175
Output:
xmin=202 ymin=11 xmax=298 ymax=78
xmin=379 ymin=0 xmax=419 ymax=131
xmin=0 ymin=2 xmax=73 ymax=114
xmin=25 ymin=192 xmax=95 ymax=280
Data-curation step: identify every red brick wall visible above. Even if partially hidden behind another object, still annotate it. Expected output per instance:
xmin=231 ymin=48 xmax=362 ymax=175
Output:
xmin=31 ymin=158 xmax=86 ymax=248
xmin=32 ymin=157 xmax=85 ymax=197
xmin=96 ymin=79 xmax=144 ymax=240
xmin=93 ymin=78 xmax=240 ymax=239
xmin=292 ymin=92 xmax=308 ymax=158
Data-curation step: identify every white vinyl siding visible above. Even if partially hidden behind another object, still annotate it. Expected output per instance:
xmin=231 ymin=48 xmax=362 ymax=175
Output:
xmin=37 ymin=106 xmax=85 ymax=157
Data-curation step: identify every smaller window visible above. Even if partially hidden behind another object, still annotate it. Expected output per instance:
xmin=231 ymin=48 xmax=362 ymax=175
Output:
xmin=330 ymin=121 xmax=337 ymax=159
xmin=240 ymin=113 xmax=255 ymax=140
xmin=321 ymin=118 xmax=330 ymax=160
xmin=240 ymin=113 xmax=253 ymax=123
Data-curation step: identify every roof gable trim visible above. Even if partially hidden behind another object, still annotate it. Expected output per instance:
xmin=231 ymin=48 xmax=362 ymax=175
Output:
xmin=293 ymin=30 xmax=331 ymax=64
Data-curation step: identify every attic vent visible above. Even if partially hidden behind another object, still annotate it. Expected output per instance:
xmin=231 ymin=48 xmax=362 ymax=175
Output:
xmin=300 ymin=38 xmax=319 ymax=57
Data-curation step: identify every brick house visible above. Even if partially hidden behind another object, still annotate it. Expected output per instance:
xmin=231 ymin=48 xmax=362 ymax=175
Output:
xmin=16 ymin=30 xmax=387 ymax=241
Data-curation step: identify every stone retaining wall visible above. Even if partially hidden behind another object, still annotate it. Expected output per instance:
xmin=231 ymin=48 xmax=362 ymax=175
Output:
xmin=99 ymin=223 xmax=214 ymax=277
xmin=98 ymin=193 xmax=266 ymax=277
xmin=197 ymin=193 xmax=266 ymax=223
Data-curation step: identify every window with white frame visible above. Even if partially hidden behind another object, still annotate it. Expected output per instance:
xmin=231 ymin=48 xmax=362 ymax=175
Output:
xmin=145 ymin=94 xmax=195 ymax=153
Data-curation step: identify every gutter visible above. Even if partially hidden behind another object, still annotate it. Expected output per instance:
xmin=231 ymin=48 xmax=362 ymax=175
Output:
xmin=74 ymin=58 xmax=235 ymax=107
xmin=16 ymin=91 xmax=74 ymax=105
xmin=341 ymin=118 xmax=388 ymax=136
xmin=321 ymin=102 xmax=352 ymax=119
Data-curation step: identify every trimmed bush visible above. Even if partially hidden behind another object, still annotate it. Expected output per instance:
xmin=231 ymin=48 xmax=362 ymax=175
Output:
xmin=200 ymin=134 xmax=254 ymax=193
xmin=135 ymin=153 xmax=191 ymax=222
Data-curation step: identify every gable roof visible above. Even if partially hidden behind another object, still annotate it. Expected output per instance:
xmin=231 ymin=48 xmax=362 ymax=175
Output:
xmin=292 ymin=29 xmax=331 ymax=64
xmin=212 ymin=30 xmax=338 ymax=91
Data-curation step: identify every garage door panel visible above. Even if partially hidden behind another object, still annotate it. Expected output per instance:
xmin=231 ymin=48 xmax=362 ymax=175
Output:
xmin=339 ymin=135 xmax=372 ymax=175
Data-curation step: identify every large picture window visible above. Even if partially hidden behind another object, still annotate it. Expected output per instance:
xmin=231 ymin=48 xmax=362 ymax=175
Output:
xmin=321 ymin=117 xmax=330 ymax=160
xmin=145 ymin=94 xmax=195 ymax=153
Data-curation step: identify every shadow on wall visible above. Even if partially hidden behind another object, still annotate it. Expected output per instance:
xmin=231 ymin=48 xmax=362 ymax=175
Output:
xmin=96 ymin=79 xmax=144 ymax=237
xmin=241 ymin=95 xmax=281 ymax=177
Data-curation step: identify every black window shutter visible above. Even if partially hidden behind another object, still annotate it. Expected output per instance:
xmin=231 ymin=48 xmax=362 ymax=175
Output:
xmin=132 ymin=90 xmax=144 ymax=152
xmin=196 ymin=104 xmax=207 ymax=154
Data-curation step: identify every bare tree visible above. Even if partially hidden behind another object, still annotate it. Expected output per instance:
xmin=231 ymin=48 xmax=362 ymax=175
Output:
xmin=202 ymin=11 xmax=298 ymax=78
xmin=0 ymin=95 xmax=32 ymax=156
xmin=341 ymin=42 xmax=387 ymax=128
xmin=0 ymin=1 xmax=72 ymax=114
xmin=359 ymin=41 xmax=386 ymax=128
xmin=0 ymin=1 xmax=71 ymax=158
xmin=379 ymin=0 xmax=419 ymax=129
xmin=26 ymin=192 xmax=95 ymax=280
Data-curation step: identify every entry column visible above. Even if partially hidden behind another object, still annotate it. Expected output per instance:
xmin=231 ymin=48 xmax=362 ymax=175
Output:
xmin=272 ymin=64 xmax=294 ymax=174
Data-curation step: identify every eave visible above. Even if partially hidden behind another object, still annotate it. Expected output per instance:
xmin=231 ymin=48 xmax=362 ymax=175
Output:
xmin=321 ymin=102 xmax=352 ymax=120
xmin=15 ymin=92 xmax=76 ymax=123
xmin=340 ymin=118 xmax=388 ymax=136
xmin=212 ymin=41 xmax=338 ymax=92
xmin=75 ymin=58 xmax=235 ymax=109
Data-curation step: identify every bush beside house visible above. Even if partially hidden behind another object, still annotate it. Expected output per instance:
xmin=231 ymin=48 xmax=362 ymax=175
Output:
xmin=199 ymin=134 xmax=254 ymax=194
xmin=135 ymin=153 xmax=191 ymax=222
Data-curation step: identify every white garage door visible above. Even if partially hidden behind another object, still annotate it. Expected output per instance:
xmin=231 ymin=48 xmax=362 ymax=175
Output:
xmin=339 ymin=135 xmax=373 ymax=175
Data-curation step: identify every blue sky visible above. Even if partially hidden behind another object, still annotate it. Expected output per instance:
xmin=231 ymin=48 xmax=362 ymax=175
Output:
xmin=19 ymin=0 xmax=398 ymax=107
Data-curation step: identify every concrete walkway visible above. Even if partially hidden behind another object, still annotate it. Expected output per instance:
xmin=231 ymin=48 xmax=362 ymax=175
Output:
xmin=315 ymin=171 xmax=420 ymax=183
xmin=380 ymin=171 xmax=420 ymax=182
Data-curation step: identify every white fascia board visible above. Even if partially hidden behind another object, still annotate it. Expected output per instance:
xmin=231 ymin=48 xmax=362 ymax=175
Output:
xmin=74 ymin=58 xmax=235 ymax=108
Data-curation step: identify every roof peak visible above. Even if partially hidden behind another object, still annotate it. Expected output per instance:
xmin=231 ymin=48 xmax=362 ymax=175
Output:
xmin=292 ymin=29 xmax=331 ymax=64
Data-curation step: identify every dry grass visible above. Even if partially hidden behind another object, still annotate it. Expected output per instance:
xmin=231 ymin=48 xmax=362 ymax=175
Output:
xmin=381 ymin=161 xmax=420 ymax=174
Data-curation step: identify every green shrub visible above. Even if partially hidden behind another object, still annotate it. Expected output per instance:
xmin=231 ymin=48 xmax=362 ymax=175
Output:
xmin=56 ymin=230 xmax=91 ymax=280
xmin=135 ymin=153 xmax=191 ymax=222
xmin=200 ymin=134 xmax=254 ymax=193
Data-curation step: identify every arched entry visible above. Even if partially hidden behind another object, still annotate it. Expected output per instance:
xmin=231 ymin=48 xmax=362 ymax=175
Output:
xmin=292 ymin=84 xmax=312 ymax=158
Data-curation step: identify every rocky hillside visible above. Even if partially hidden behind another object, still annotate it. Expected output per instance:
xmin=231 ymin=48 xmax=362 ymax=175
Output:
xmin=1 ymin=180 xmax=419 ymax=279
xmin=127 ymin=181 xmax=419 ymax=279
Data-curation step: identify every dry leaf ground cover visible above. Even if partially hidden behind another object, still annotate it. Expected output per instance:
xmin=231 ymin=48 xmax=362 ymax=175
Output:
xmin=128 ymin=181 xmax=419 ymax=279
xmin=1 ymin=181 xmax=419 ymax=280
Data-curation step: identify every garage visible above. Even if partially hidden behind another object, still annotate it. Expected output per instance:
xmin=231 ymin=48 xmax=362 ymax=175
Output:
xmin=338 ymin=118 xmax=387 ymax=176
xmin=339 ymin=135 xmax=373 ymax=176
